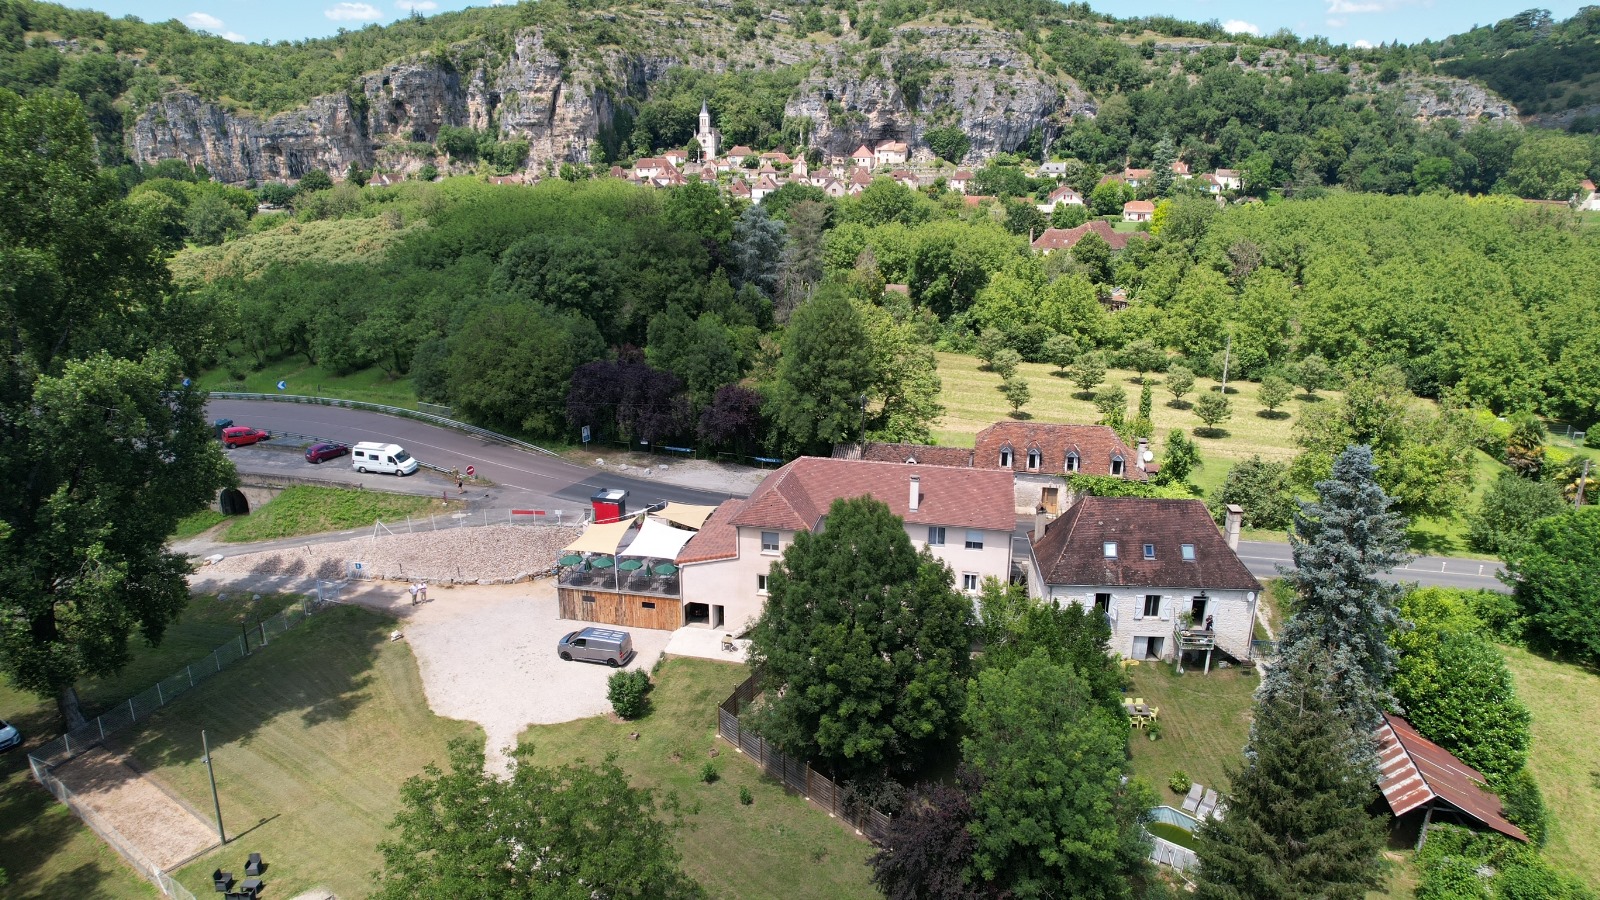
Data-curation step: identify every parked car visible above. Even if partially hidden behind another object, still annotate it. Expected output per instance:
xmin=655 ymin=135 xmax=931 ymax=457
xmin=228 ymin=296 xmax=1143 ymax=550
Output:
xmin=221 ymin=425 xmax=270 ymax=448
xmin=557 ymin=627 xmax=636 ymax=667
xmin=304 ymin=442 xmax=350 ymax=463
xmin=0 ymin=719 xmax=20 ymax=752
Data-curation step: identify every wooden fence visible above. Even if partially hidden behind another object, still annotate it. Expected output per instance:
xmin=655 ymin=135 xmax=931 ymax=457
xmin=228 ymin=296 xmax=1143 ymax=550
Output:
xmin=716 ymin=672 xmax=894 ymax=846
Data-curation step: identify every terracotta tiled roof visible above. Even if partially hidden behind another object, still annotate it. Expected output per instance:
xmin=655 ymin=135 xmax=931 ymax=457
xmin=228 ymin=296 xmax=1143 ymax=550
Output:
xmin=1585 ymin=179 xmax=1597 ymax=192
xmin=1171 ymin=161 xmax=1190 ymax=174
xmin=876 ymin=140 xmax=909 ymax=154
xmin=974 ymin=422 xmax=1146 ymax=480
xmin=1215 ymin=168 xmax=1238 ymax=178
xmin=728 ymin=145 xmax=754 ymax=156
xmin=1030 ymin=220 xmax=1144 ymax=252
xmin=1125 ymin=168 xmax=1153 ymax=179
xmin=952 ymin=170 xmax=974 ymax=180
xmin=852 ymin=144 xmax=874 ymax=158
xmin=1376 ymin=714 xmax=1528 ymax=843
xmin=731 ymin=457 xmax=1015 ymax=533
xmin=963 ymin=194 xmax=995 ymax=207
xmin=1032 ymin=496 xmax=1259 ymax=590
xmin=1123 ymin=200 xmax=1155 ymax=214
xmin=857 ymin=442 xmax=976 ymax=468
xmin=1048 ymin=184 xmax=1082 ymax=202
xmin=677 ymin=499 xmax=743 ymax=564
xmin=850 ymin=167 xmax=874 ymax=186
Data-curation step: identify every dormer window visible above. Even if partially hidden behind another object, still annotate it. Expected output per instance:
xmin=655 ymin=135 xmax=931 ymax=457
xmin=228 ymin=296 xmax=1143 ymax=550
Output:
xmin=1111 ymin=455 xmax=1125 ymax=476
xmin=1026 ymin=449 xmax=1041 ymax=471
xmin=1103 ymin=541 xmax=1118 ymax=558
xmin=1065 ymin=451 xmax=1079 ymax=473
xmin=999 ymin=445 xmax=1013 ymax=468
xmin=1181 ymin=543 xmax=1196 ymax=561
xmin=1143 ymin=543 xmax=1156 ymax=560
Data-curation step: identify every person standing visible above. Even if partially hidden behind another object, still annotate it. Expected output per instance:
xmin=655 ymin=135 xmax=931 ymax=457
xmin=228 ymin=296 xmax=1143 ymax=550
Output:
xmin=409 ymin=582 xmax=420 ymax=606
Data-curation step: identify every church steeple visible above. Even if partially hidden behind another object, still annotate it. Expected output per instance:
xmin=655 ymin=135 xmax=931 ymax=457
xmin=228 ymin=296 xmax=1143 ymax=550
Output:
xmin=696 ymin=99 xmax=717 ymax=161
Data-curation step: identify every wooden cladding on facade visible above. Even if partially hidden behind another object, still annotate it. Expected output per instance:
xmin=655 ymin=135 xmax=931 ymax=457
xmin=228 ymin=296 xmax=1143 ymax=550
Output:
xmin=557 ymin=588 xmax=683 ymax=631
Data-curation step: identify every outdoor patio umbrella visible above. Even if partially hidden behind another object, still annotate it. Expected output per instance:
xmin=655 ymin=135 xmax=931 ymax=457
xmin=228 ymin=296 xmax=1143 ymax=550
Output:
xmin=652 ymin=563 xmax=679 ymax=576
xmin=618 ymin=559 xmax=644 ymax=572
xmin=557 ymin=554 xmax=582 ymax=567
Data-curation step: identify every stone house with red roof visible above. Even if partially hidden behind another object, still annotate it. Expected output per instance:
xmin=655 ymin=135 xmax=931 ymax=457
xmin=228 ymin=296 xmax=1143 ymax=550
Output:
xmin=676 ymin=458 xmax=1017 ymax=633
xmin=1122 ymin=199 xmax=1155 ymax=222
xmin=1031 ymin=220 xmax=1146 ymax=254
xmin=1027 ymin=496 xmax=1261 ymax=666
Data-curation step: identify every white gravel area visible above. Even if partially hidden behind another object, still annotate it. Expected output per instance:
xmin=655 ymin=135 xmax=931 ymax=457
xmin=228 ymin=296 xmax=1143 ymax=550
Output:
xmin=400 ymin=581 xmax=669 ymax=775
xmin=199 ymin=524 xmax=582 ymax=585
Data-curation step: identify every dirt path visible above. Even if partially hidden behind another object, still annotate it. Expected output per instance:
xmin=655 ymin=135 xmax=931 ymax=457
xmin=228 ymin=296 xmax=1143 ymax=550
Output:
xmin=53 ymin=747 xmax=218 ymax=871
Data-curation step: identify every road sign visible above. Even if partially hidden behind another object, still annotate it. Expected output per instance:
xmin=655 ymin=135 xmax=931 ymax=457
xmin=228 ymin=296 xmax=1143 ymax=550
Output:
xmin=276 ymin=380 xmax=287 ymax=391
xmin=581 ymin=425 xmax=591 ymax=444
xmin=182 ymin=377 xmax=192 ymax=387
xmin=465 ymin=465 xmax=475 ymax=477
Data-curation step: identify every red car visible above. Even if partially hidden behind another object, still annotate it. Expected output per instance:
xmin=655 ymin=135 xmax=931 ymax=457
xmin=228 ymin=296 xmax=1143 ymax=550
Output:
xmin=304 ymin=442 xmax=350 ymax=463
xmin=221 ymin=425 xmax=270 ymax=448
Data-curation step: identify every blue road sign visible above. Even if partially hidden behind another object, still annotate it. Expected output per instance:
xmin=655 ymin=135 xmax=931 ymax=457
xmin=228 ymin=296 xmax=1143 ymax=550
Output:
xmin=277 ymin=380 xmax=287 ymax=391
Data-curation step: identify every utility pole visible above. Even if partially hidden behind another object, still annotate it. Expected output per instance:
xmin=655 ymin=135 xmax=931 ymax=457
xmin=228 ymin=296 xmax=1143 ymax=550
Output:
xmin=1219 ymin=332 xmax=1232 ymax=396
xmin=203 ymin=730 xmax=226 ymax=844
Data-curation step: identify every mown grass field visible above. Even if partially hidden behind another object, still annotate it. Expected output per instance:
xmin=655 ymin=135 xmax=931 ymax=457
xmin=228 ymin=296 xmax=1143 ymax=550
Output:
xmin=169 ymin=215 xmax=420 ymax=286
xmin=222 ymin=485 xmax=461 ymax=542
xmin=516 ymin=657 xmax=878 ymax=900
xmin=0 ymin=593 xmax=306 ymax=899
xmin=1126 ymin=663 xmax=1258 ymax=807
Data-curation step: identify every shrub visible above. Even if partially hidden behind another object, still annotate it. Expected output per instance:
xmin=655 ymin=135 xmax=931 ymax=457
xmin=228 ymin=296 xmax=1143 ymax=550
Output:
xmin=700 ymin=761 xmax=720 ymax=783
xmin=1213 ymin=456 xmax=1296 ymax=530
xmin=1495 ymin=769 xmax=1550 ymax=847
xmin=739 ymin=786 xmax=753 ymax=805
xmin=607 ymin=669 xmax=652 ymax=720
xmin=1168 ymin=771 xmax=1191 ymax=795
xmin=1468 ymin=474 xmax=1567 ymax=557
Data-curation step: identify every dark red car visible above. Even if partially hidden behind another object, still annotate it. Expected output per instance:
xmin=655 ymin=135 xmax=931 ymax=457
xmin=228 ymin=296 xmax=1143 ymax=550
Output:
xmin=304 ymin=442 xmax=350 ymax=464
xmin=221 ymin=426 xmax=270 ymax=448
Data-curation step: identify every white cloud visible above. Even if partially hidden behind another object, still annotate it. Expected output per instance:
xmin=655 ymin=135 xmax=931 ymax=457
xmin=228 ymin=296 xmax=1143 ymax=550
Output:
xmin=1327 ymin=1 xmax=1384 ymax=13
xmin=396 ymin=0 xmax=438 ymax=9
xmin=1353 ymin=39 xmax=1375 ymax=48
xmin=1223 ymin=19 xmax=1261 ymax=36
xmin=325 ymin=2 xmax=383 ymax=21
xmin=223 ymin=31 xmax=247 ymax=42
xmin=182 ymin=11 xmax=225 ymax=29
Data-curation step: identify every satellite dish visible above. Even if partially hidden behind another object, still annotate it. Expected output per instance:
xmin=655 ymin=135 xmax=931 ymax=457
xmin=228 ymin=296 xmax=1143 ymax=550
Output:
xmin=1142 ymin=450 xmax=1154 ymax=462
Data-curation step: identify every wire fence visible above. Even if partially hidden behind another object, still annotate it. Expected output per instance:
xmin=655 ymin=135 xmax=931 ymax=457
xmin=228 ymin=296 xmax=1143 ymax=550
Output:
xmin=29 ymin=757 xmax=202 ymax=900
xmin=25 ymin=593 xmax=333 ymax=897
xmin=715 ymin=671 xmax=893 ymax=845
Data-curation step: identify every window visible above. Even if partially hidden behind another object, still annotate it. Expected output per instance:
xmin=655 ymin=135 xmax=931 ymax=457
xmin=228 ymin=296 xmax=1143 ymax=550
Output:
xmin=1144 ymin=594 xmax=1162 ymax=617
xmin=1181 ymin=543 xmax=1196 ymax=561
xmin=927 ymin=526 xmax=946 ymax=546
xmin=1094 ymin=592 xmax=1112 ymax=613
xmin=1026 ymin=449 xmax=1041 ymax=470
xmin=1111 ymin=455 xmax=1125 ymax=476
xmin=962 ymin=573 xmax=980 ymax=592
xmin=582 ymin=594 xmax=596 ymax=604
xmin=641 ymin=601 xmax=656 ymax=609
xmin=965 ymin=530 xmax=984 ymax=550
xmin=1143 ymin=543 xmax=1156 ymax=560
xmin=757 ymin=574 xmax=769 ymax=594
xmin=761 ymin=531 xmax=779 ymax=553
xmin=999 ymin=445 xmax=1013 ymax=468
xmin=1065 ymin=452 xmax=1079 ymax=473
xmin=1103 ymin=541 xmax=1118 ymax=558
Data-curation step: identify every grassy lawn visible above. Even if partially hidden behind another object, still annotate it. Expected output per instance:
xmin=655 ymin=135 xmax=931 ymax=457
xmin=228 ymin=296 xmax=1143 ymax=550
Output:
xmin=1501 ymin=645 xmax=1600 ymax=888
xmin=173 ymin=509 xmax=229 ymax=540
xmin=1125 ymin=663 xmax=1259 ymax=807
xmin=935 ymin=352 xmax=1314 ymax=482
xmin=516 ymin=657 xmax=877 ymax=900
xmin=118 ymin=604 xmax=482 ymax=899
xmin=199 ymin=360 xmax=418 ymax=409
xmin=222 ymin=485 xmax=462 ymax=542
xmin=0 ymin=593 xmax=305 ymax=899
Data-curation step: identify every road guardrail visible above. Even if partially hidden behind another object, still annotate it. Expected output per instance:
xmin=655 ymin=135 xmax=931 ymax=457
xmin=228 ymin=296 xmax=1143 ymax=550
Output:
xmin=209 ymin=392 xmax=558 ymax=457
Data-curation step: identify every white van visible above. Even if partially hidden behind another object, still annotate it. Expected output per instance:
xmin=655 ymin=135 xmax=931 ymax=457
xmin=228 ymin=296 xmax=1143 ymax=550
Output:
xmin=351 ymin=442 xmax=419 ymax=476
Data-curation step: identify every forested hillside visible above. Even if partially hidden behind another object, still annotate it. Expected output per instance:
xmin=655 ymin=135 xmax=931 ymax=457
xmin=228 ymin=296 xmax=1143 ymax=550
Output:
xmin=1431 ymin=8 xmax=1600 ymax=128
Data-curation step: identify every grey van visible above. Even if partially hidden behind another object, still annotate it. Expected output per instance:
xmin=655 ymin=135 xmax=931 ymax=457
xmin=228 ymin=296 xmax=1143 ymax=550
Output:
xmin=557 ymin=627 xmax=635 ymax=667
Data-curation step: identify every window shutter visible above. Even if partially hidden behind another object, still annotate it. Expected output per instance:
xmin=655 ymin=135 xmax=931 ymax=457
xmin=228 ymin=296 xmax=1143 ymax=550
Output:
xmin=1132 ymin=596 xmax=1143 ymax=621
xmin=1159 ymin=597 xmax=1171 ymax=621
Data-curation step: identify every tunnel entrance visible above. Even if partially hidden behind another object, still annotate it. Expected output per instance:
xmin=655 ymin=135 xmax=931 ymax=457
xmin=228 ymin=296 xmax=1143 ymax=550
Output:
xmin=219 ymin=488 xmax=250 ymax=516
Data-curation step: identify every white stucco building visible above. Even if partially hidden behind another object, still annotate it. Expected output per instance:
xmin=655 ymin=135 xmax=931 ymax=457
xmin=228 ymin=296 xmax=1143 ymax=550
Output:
xmin=1027 ymin=497 xmax=1261 ymax=667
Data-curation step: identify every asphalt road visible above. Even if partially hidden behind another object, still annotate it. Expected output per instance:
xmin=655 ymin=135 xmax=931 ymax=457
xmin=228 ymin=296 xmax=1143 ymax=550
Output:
xmin=212 ymin=398 xmax=1510 ymax=592
xmin=208 ymin=399 xmax=741 ymax=517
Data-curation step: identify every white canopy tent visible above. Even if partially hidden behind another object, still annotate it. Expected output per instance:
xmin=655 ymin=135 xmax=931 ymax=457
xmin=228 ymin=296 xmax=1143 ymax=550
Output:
xmin=620 ymin=518 xmax=696 ymax=560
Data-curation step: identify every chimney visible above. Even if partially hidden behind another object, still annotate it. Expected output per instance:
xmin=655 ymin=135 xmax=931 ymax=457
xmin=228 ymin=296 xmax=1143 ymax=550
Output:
xmin=1225 ymin=504 xmax=1243 ymax=550
xmin=908 ymin=474 xmax=920 ymax=512
xmin=1136 ymin=438 xmax=1150 ymax=472
xmin=1034 ymin=505 xmax=1048 ymax=542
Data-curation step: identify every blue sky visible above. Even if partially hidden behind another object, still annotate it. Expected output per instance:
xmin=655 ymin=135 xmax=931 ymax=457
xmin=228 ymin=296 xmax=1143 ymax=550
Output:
xmin=76 ymin=1 xmax=1590 ymax=47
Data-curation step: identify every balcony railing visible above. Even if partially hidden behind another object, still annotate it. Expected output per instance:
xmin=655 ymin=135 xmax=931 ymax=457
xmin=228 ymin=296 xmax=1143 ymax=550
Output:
xmin=1174 ymin=624 xmax=1216 ymax=651
xmin=559 ymin=569 xmax=681 ymax=598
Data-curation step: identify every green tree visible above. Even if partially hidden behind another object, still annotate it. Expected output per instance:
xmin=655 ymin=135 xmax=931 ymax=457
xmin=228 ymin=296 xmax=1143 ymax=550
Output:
xmin=298 ymin=168 xmax=333 ymax=192
xmin=924 ymin=126 xmax=971 ymax=164
xmin=1150 ymin=135 xmax=1177 ymax=196
xmin=1192 ymin=392 xmax=1232 ymax=434
xmin=964 ymin=650 xmax=1151 ymax=900
xmin=1215 ymin=457 xmax=1296 ymax=530
xmin=855 ymin=299 xmax=945 ymax=444
xmin=990 ymin=347 xmax=1022 ymax=379
xmin=1043 ymin=333 xmax=1080 ymax=375
xmin=1157 ymin=429 xmax=1201 ymax=486
xmin=0 ymin=90 xmax=233 ymax=726
xmin=1164 ymin=364 xmax=1196 ymax=407
xmin=446 ymin=303 xmax=605 ymax=438
xmin=1093 ymin=383 xmax=1127 ymax=422
xmin=1088 ymin=179 xmax=1127 ymax=216
xmin=1501 ymin=131 xmax=1591 ymax=200
xmin=1257 ymin=375 xmax=1293 ymax=415
xmin=374 ymin=738 xmax=703 ymax=900
xmin=1392 ymin=588 xmax=1531 ymax=783
xmin=748 ymin=497 xmax=974 ymax=780
xmin=1467 ymin=473 xmax=1568 ymax=557
xmin=1071 ymin=229 xmax=1113 ymax=283
xmin=183 ymin=191 xmax=246 ymax=245
xmin=1194 ymin=653 xmax=1387 ymax=900
xmin=1001 ymin=373 xmax=1031 ymax=416
xmin=1121 ymin=338 xmax=1165 ymax=382
xmin=1501 ymin=507 xmax=1600 ymax=665
xmin=975 ymin=327 xmax=1008 ymax=370
xmin=731 ymin=203 xmax=787 ymax=299
xmin=1070 ymin=349 xmax=1109 ymax=393
xmin=1293 ymin=354 xmax=1332 ymax=399
xmin=1261 ymin=446 xmax=1410 ymax=731
xmin=768 ymin=293 xmax=875 ymax=456
xmin=1051 ymin=202 xmax=1089 ymax=228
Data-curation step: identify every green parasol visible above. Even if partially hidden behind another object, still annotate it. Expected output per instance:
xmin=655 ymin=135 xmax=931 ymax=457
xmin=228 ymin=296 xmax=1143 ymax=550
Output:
xmin=652 ymin=563 xmax=679 ymax=575
xmin=617 ymin=559 xmax=644 ymax=571
xmin=557 ymin=554 xmax=582 ymax=567
xmin=590 ymin=556 xmax=615 ymax=569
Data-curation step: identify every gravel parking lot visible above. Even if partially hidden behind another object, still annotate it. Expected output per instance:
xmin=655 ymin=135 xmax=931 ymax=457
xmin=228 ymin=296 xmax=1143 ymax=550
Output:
xmin=197 ymin=524 xmax=581 ymax=585
xmin=399 ymin=581 xmax=669 ymax=775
